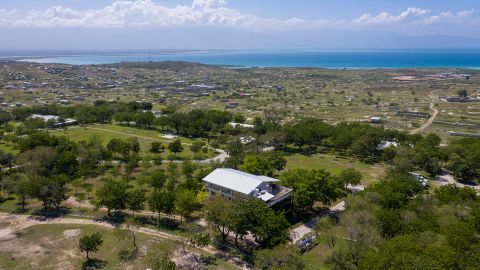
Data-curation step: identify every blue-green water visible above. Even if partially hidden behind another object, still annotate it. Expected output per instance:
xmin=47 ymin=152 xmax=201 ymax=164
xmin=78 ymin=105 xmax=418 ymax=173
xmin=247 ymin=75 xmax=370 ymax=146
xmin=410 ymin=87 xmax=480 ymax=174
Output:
xmin=9 ymin=49 xmax=480 ymax=68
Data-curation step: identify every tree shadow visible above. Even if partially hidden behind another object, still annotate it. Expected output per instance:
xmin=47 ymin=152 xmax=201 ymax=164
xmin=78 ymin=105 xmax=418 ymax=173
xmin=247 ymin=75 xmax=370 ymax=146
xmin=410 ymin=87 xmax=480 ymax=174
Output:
xmin=82 ymin=258 xmax=107 ymax=269
xmin=118 ymin=249 xmax=137 ymax=262
xmin=31 ymin=207 xmax=71 ymax=219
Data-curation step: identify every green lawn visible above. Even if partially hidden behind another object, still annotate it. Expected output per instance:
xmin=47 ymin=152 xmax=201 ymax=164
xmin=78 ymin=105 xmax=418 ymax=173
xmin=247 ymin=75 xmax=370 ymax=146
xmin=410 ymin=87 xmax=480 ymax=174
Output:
xmin=285 ymin=153 xmax=386 ymax=185
xmin=50 ymin=124 xmax=215 ymax=159
xmin=0 ymin=140 xmax=19 ymax=155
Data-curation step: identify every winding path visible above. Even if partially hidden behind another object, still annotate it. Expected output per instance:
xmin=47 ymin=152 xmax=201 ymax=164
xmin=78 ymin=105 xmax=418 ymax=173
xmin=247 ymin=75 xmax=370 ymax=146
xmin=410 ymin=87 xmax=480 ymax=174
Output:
xmin=0 ymin=212 xmax=245 ymax=269
xmin=409 ymin=91 xmax=439 ymax=135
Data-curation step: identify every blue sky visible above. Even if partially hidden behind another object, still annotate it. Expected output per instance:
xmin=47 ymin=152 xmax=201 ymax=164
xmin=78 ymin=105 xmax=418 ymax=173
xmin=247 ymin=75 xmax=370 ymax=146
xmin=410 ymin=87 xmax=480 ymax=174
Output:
xmin=1 ymin=0 xmax=479 ymax=49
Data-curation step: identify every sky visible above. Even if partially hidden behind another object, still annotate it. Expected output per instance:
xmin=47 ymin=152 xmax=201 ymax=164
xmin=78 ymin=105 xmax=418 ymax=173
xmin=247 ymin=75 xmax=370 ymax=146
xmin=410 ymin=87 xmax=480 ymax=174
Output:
xmin=1 ymin=0 xmax=480 ymax=50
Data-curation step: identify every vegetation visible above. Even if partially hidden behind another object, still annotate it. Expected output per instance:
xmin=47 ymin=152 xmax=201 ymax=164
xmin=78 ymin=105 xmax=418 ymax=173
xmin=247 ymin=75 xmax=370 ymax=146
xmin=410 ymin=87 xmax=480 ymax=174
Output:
xmin=1 ymin=61 xmax=480 ymax=269
xmin=78 ymin=232 xmax=103 ymax=260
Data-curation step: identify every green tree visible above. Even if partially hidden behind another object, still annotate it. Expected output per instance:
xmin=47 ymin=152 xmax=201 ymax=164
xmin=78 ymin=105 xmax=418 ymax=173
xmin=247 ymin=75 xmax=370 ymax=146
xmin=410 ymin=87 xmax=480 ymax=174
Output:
xmin=10 ymin=174 xmax=31 ymax=212
xmin=148 ymin=189 xmax=176 ymax=223
xmin=255 ymin=245 xmax=305 ymax=270
xmin=149 ymin=170 xmax=167 ymax=190
xmin=71 ymin=178 xmax=83 ymax=197
xmin=339 ymin=168 xmax=363 ymax=187
xmin=168 ymin=139 xmax=183 ymax=156
xmin=150 ymin=142 xmax=165 ymax=154
xmin=95 ymin=179 xmax=128 ymax=216
xmin=78 ymin=232 xmax=103 ymax=260
xmin=240 ymin=153 xmax=286 ymax=176
xmin=204 ymin=195 xmax=233 ymax=241
xmin=175 ymin=188 xmax=197 ymax=222
xmin=190 ymin=233 xmax=210 ymax=257
xmin=281 ymin=169 xmax=346 ymax=210
xmin=31 ymin=176 xmax=68 ymax=211
xmin=189 ymin=140 xmax=205 ymax=159
xmin=126 ymin=189 xmax=146 ymax=216
xmin=250 ymin=205 xmax=290 ymax=248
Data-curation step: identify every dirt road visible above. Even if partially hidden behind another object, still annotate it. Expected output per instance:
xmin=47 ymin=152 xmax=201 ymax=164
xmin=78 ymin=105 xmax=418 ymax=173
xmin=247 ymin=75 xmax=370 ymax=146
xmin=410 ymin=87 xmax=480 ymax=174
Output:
xmin=409 ymin=91 xmax=439 ymax=135
xmin=0 ymin=212 xmax=247 ymax=269
xmin=290 ymin=201 xmax=345 ymax=243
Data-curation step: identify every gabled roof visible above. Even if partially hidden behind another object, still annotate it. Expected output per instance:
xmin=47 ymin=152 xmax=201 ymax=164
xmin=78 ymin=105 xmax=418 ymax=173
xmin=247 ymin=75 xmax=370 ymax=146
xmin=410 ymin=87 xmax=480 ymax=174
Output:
xmin=202 ymin=168 xmax=279 ymax=195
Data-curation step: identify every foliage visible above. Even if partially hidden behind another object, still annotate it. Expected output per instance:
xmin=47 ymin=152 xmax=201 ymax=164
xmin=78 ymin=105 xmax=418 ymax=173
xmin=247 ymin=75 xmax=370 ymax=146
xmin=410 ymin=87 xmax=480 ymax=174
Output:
xmin=281 ymin=169 xmax=348 ymax=210
xmin=168 ymin=139 xmax=183 ymax=156
xmin=255 ymin=245 xmax=305 ymax=270
xmin=175 ymin=188 xmax=197 ymax=222
xmin=95 ymin=179 xmax=128 ymax=216
xmin=78 ymin=232 xmax=103 ymax=260
xmin=239 ymin=152 xmax=286 ymax=176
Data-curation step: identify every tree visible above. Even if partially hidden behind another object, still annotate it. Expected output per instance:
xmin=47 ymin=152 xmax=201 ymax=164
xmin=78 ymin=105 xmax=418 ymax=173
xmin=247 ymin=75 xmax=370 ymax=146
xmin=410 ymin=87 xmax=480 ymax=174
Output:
xmin=16 ymin=146 xmax=57 ymax=179
xmin=249 ymin=203 xmax=290 ymax=248
xmin=114 ymin=217 xmax=141 ymax=253
xmin=255 ymin=245 xmax=305 ymax=270
xmin=229 ymin=198 xmax=258 ymax=245
xmin=457 ymin=89 xmax=468 ymax=97
xmin=148 ymin=189 xmax=175 ymax=224
xmin=339 ymin=168 xmax=363 ymax=187
xmin=190 ymin=233 xmax=210 ymax=258
xmin=95 ymin=179 xmax=128 ymax=216
xmin=240 ymin=153 xmax=286 ymax=177
xmin=128 ymin=138 xmax=140 ymax=154
xmin=71 ymin=178 xmax=83 ymax=197
xmin=281 ymin=169 xmax=346 ymax=210
xmin=78 ymin=232 xmax=103 ymax=260
xmin=204 ymin=195 xmax=233 ymax=241
xmin=175 ymin=188 xmax=197 ymax=222
xmin=31 ymin=176 xmax=68 ymax=211
xmin=149 ymin=170 xmax=167 ymax=190
xmin=0 ymin=150 xmax=14 ymax=169
xmin=168 ymin=139 xmax=183 ymax=156
xmin=190 ymin=140 xmax=205 ymax=158
xmin=126 ymin=189 xmax=146 ymax=216
xmin=150 ymin=141 xmax=165 ymax=154
xmin=10 ymin=174 xmax=31 ymax=212
xmin=152 ymin=155 xmax=163 ymax=169
xmin=181 ymin=161 xmax=197 ymax=179
xmin=125 ymin=154 xmax=141 ymax=176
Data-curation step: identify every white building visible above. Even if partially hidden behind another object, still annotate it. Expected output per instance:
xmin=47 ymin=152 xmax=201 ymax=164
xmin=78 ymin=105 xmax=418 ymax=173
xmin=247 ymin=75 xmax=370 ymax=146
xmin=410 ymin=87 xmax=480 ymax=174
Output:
xmin=229 ymin=122 xmax=255 ymax=128
xmin=29 ymin=114 xmax=77 ymax=127
xmin=202 ymin=168 xmax=293 ymax=206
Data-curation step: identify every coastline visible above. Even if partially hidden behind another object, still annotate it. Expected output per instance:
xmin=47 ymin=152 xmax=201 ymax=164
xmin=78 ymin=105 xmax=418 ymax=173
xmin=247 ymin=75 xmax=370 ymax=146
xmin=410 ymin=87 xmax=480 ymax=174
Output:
xmin=3 ymin=49 xmax=480 ymax=69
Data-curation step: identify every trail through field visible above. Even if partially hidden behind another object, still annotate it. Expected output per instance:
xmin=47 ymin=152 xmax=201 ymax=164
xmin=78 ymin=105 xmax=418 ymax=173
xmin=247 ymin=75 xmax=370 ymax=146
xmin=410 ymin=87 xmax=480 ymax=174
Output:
xmin=0 ymin=212 xmax=247 ymax=269
xmin=0 ymin=212 xmax=220 ymax=258
xmin=409 ymin=91 xmax=439 ymax=135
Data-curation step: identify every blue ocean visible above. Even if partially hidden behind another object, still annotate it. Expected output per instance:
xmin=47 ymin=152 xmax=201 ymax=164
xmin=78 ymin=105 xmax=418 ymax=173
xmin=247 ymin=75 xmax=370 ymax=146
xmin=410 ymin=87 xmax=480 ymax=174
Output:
xmin=6 ymin=49 xmax=480 ymax=69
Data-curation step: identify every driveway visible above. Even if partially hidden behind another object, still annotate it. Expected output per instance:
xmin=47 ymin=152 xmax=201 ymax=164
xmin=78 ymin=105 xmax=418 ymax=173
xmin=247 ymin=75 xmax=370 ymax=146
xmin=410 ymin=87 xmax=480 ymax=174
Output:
xmin=290 ymin=201 xmax=345 ymax=243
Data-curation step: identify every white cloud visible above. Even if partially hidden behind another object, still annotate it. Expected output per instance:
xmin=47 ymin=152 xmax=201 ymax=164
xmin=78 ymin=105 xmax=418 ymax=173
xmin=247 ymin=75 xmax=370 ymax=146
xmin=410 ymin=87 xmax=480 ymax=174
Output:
xmin=0 ymin=2 xmax=477 ymax=32
xmin=352 ymin=7 xmax=476 ymax=26
xmin=353 ymin=7 xmax=430 ymax=25
xmin=417 ymin=9 xmax=475 ymax=25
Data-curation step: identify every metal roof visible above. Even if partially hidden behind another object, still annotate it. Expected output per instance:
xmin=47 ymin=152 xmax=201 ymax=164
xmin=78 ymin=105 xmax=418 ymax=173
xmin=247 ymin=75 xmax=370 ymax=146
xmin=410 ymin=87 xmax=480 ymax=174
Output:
xmin=202 ymin=168 xmax=279 ymax=195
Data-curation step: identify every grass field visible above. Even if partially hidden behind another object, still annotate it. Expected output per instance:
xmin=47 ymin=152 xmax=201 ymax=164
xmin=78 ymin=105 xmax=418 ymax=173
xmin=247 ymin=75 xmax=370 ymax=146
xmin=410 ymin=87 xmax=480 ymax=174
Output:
xmin=0 ymin=223 xmax=182 ymax=269
xmin=50 ymin=124 xmax=215 ymax=159
xmin=0 ymin=222 xmax=238 ymax=270
xmin=0 ymin=140 xmax=19 ymax=155
xmin=285 ymin=153 xmax=386 ymax=185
